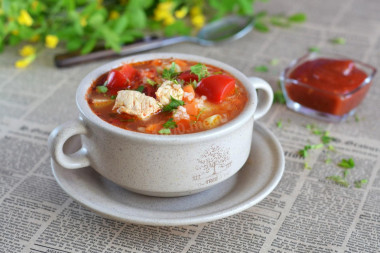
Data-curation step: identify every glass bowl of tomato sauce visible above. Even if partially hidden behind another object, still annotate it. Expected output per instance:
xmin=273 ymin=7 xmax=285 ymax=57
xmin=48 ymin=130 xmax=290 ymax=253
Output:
xmin=280 ymin=52 xmax=376 ymax=122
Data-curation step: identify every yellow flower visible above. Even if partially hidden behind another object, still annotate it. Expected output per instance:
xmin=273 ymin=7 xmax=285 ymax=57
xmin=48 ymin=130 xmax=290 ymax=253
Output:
xmin=109 ymin=10 xmax=120 ymax=20
xmin=154 ymin=1 xmax=174 ymax=21
xmin=19 ymin=45 xmax=36 ymax=57
xmin=190 ymin=6 xmax=202 ymax=16
xmin=29 ymin=34 xmax=40 ymax=42
xmin=163 ymin=15 xmax=175 ymax=26
xmin=15 ymin=54 xmax=36 ymax=68
xmin=45 ymin=35 xmax=59 ymax=49
xmin=80 ymin=17 xmax=87 ymax=27
xmin=17 ymin=10 xmax=33 ymax=26
xmin=175 ymin=7 xmax=188 ymax=19
xmin=191 ymin=14 xmax=205 ymax=29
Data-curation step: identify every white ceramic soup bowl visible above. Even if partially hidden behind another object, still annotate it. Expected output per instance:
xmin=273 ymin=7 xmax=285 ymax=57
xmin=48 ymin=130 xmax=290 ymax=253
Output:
xmin=48 ymin=53 xmax=273 ymax=197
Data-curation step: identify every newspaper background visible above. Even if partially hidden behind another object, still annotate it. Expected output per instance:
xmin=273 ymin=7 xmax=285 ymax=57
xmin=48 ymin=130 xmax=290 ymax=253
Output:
xmin=1 ymin=0 xmax=380 ymax=252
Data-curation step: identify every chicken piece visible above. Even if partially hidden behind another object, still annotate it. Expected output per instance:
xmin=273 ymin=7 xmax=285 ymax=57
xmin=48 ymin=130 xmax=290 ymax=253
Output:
xmin=155 ymin=80 xmax=184 ymax=105
xmin=113 ymin=90 xmax=161 ymax=120
xmin=173 ymin=106 xmax=190 ymax=121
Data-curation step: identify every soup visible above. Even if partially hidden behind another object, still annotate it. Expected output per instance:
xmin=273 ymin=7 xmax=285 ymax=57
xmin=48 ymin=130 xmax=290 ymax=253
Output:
xmin=86 ymin=58 xmax=248 ymax=135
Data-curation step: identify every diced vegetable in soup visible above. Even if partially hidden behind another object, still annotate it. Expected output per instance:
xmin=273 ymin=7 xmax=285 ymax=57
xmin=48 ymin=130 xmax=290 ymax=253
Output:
xmin=86 ymin=58 xmax=248 ymax=135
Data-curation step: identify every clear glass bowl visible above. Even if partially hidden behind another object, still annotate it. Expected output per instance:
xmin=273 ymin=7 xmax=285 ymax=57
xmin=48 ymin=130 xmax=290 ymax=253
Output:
xmin=280 ymin=52 xmax=376 ymax=122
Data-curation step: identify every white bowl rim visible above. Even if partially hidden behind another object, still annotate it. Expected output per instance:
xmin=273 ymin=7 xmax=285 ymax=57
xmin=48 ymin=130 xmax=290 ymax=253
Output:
xmin=76 ymin=53 xmax=258 ymax=144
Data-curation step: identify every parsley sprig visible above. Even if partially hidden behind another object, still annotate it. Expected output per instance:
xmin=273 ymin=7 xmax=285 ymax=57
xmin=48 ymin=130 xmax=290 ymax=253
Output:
xmin=190 ymin=63 xmax=209 ymax=80
xmin=162 ymin=62 xmax=179 ymax=80
xmin=162 ymin=96 xmax=185 ymax=112
xmin=163 ymin=118 xmax=177 ymax=129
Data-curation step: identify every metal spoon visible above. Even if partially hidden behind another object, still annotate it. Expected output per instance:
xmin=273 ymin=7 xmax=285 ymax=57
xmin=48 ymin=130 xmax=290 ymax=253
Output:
xmin=55 ymin=15 xmax=254 ymax=68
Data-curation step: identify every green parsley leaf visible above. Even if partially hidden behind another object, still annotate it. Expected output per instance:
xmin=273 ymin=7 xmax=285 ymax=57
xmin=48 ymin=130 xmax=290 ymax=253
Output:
xmin=158 ymin=128 xmax=171 ymax=135
xmin=304 ymin=162 xmax=312 ymax=170
xmin=254 ymin=22 xmax=270 ymax=33
xmin=321 ymin=134 xmax=332 ymax=144
xmin=354 ymin=114 xmax=360 ymax=122
xmin=273 ymin=90 xmax=286 ymax=104
xmin=338 ymin=158 xmax=355 ymax=169
xmin=254 ymin=65 xmax=269 ymax=72
xmin=309 ymin=47 xmax=320 ymax=53
xmin=270 ymin=58 xmax=280 ymax=66
xmin=135 ymin=85 xmax=145 ymax=93
xmin=276 ymin=120 xmax=283 ymax=128
xmin=331 ymin=37 xmax=346 ymax=45
xmin=288 ymin=13 xmax=307 ymax=23
xmin=110 ymin=95 xmax=116 ymax=100
xmin=190 ymin=63 xmax=209 ymax=80
xmin=354 ymin=179 xmax=368 ymax=188
xmin=96 ymin=86 xmax=108 ymax=93
xmin=326 ymin=175 xmax=349 ymax=187
xmin=328 ymin=145 xmax=335 ymax=151
xmin=163 ymin=118 xmax=177 ymax=129
xmin=162 ymin=96 xmax=185 ymax=112
xmin=146 ymin=78 xmax=156 ymax=86
xmin=162 ymin=62 xmax=179 ymax=80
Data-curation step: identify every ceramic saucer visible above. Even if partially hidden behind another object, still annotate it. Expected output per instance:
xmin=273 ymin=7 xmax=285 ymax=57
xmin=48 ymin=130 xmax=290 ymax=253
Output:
xmin=52 ymin=122 xmax=284 ymax=226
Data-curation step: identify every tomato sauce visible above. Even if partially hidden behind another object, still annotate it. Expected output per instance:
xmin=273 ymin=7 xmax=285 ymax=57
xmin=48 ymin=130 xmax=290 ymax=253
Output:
xmin=286 ymin=58 xmax=370 ymax=116
xmin=86 ymin=58 xmax=248 ymax=134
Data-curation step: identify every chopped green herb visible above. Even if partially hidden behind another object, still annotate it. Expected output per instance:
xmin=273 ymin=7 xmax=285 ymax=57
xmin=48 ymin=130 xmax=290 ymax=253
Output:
xmin=195 ymin=108 xmax=205 ymax=121
xmin=254 ymin=22 xmax=270 ymax=33
xmin=288 ymin=13 xmax=307 ymax=23
xmin=162 ymin=62 xmax=179 ymax=80
xmin=135 ymin=85 xmax=145 ymax=93
xmin=299 ymin=143 xmax=323 ymax=158
xmin=343 ymin=169 xmax=350 ymax=178
xmin=321 ymin=134 xmax=332 ymax=144
xmin=354 ymin=114 xmax=360 ymax=122
xmin=110 ymin=95 xmax=116 ymax=100
xmin=276 ymin=120 xmax=283 ymax=128
xmin=354 ymin=179 xmax=368 ymax=188
xmin=146 ymin=78 xmax=156 ymax=86
xmin=312 ymin=129 xmax=323 ymax=135
xmin=310 ymin=143 xmax=324 ymax=149
xmin=326 ymin=175 xmax=349 ymax=187
xmin=270 ymin=58 xmax=280 ymax=66
xmin=162 ymin=96 xmax=185 ymax=112
xmin=158 ymin=128 xmax=171 ymax=135
xmin=308 ymin=47 xmax=320 ymax=53
xmin=331 ymin=37 xmax=346 ymax=45
xmin=328 ymin=145 xmax=335 ymax=151
xmin=273 ymin=90 xmax=286 ymax=104
xmin=338 ymin=158 xmax=355 ymax=169
xmin=254 ymin=65 xmax=269 ymax=72
xmin=270 ymin=15 xmax=290 ymax=28
xmin=304 ymin=162 xmax=312 ymax=170
xmin=96 ymin=86 xmax=108 ymax=93
xmin=163 ymin=118 xmax=177 ymax=129
xmin=190 ymin=80 xmax=198 ymax=89
xmin=190 ymin=63 xmax=209 ymax=80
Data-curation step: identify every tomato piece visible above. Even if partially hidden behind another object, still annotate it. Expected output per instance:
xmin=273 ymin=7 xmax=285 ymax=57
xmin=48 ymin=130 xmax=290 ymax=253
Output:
xmin=106 ymin=70 xmax=127 ymax=89
xmin=178 ymin=70 xmax=199 ymax=83
xmin=196 ymin=75 xmax=236 ymax=103
xmin=119 ymin=64 xmax=138 ymax=81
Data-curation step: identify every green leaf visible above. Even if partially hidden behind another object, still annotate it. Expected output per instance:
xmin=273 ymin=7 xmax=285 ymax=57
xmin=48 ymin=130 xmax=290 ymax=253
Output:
xmin=254 ymin=65 xmax=269 ymax=72
xmin=190 ymin=63 xmax=209 ymax=80
xmin=276 ymin=120 xmax=283 ymax=128
xmin=273 ymin=90 xmax=286 ymax=104
xmin=100 ymin=26 xmax=121 ymax=52
xmin=270 ymin=58 xmax=280 ymax=66
xmin=162 ymin=96 xmax=185 ymax=112
xmin=135 ymin=85 xmax=145 ymax=93
xmin=331 ymin=37 xmax=346 ymax=45
xmin=96 ymin=86 xmax=108 ymax=93
xmin=270 ymin=15 xmax=290 ymax=28
xmin=114 ymin=14 xmax=129 ymax=34
xmin=326 ymin=176 xmax=349 ymax=187
xmin=254 ymin=22 xmax=270 ymax=33
xmin=288 ymin=13 xmax=307 ymax=23
xmin=88 ymin=12 xmax=105 ymax=27
xmin=80 ymin=38 xmax=97 ymax=55
xmin=162 ymin=62 xmax=179 ymax=80
xmin=354 ymin=179 xmax=368 ymax=188
xmin=338 ymin=158 xmax=355 ymax=169
xmin=309 ymin=46 xmax=320 ymax=53
xmin=163 ymin=118 xmax=177 ymax=129
xmin=158 ymin=128 xmax=171 ymax=135
xmin=164 ymin=21 xmax=192 ymax=37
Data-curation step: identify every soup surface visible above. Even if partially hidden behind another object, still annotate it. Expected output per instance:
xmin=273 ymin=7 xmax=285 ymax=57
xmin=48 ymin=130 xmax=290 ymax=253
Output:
xmin=87 ymin=58 xmax=248 ymax=135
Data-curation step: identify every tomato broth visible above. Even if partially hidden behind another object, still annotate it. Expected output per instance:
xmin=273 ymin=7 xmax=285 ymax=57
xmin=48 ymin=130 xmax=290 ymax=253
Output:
xmin=87 ymin=58 xmax=248 ymax=135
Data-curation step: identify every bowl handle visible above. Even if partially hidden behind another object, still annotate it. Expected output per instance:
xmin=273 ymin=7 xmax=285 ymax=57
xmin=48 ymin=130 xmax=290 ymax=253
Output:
xmin=248 ymin=77 xmax=274 ymax=120
xmin=48 ymin=118 xmax=90 ymax=169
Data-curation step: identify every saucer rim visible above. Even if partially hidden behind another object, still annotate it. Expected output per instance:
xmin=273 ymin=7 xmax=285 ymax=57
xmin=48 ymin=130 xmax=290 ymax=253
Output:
xmin=51 ymin=122 xmax=284 ymax=226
